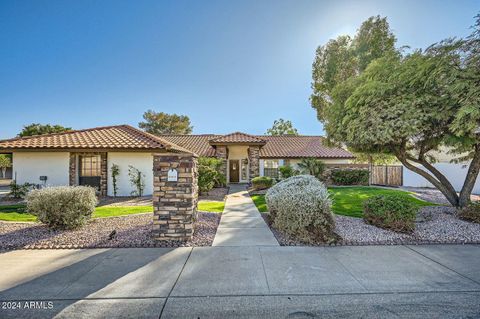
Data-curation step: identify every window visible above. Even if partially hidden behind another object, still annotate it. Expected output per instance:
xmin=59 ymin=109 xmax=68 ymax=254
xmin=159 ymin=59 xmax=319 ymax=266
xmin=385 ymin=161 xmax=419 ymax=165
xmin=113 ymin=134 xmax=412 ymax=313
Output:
xmin=263 ymin=160 xmax=279 ymax=178
xmin=79 ymin=155 xmax=101 ymax=177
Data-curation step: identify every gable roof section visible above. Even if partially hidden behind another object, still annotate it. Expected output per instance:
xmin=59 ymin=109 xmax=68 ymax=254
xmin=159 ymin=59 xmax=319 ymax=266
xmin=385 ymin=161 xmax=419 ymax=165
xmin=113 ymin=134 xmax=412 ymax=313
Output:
xmin=160 ymin=134 xmax=354 ymax=159
xmin=0 ymin=125 xmax=194 ymax=154
xmin=209 ymin=132 xmax=266 ymax=145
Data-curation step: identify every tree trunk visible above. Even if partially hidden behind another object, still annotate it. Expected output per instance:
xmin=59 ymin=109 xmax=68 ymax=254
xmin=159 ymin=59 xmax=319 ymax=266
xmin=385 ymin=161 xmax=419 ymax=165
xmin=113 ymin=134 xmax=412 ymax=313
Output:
xmin=1 ymin=167 xmax=5 ymax=179
xmin=396 ymin=153 xmax=460 ymax=206
xmin=458 ymin=144 xmax=480 ymax=207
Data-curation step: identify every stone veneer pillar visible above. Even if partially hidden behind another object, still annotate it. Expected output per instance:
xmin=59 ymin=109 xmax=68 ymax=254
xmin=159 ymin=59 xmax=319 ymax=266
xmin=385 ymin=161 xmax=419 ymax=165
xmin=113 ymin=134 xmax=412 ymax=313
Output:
xmin=248 ymin=146 xmax=260 ymax=181
xmin=152 ymin=153 xmax=198 ymax=241
xmin=215 ymin=145 xmax=228 ymax=178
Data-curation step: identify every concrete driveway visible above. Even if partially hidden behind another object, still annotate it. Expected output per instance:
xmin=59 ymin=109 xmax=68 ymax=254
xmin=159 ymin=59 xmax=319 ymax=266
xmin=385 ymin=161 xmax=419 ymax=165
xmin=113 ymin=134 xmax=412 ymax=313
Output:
xmin=0 ymin=245 xmax=479 ymax=318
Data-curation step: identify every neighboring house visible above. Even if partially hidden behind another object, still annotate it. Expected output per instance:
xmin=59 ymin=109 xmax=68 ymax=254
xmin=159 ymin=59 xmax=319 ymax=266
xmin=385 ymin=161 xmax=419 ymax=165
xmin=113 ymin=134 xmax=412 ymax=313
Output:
xmin=161 ymin=132 xmax=354 ymax=183
xmin=0 ymin=125 xmax=354 ymax=196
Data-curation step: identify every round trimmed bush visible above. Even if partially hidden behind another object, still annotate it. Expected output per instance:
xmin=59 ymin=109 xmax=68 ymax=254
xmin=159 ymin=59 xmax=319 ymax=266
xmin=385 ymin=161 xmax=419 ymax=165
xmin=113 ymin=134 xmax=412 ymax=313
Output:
xmin=26 ymin=186 xmax=97 ymax=230
xmin=265 ymin=175 xmax=337 ymax=243
xmin=363 ymin=194 xmax=418 ymax=233
xmin=252 ymin=176 xmax=274 ymax=190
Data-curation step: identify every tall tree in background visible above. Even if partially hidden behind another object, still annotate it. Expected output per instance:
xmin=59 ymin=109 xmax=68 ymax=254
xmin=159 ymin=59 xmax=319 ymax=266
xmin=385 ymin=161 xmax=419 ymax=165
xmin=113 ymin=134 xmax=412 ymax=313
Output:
xmin=18 ymin=123 xmax=72 ymax=137
xmin=139 ymin=110 xmax=193 ymax=135
xmin=311 ymin=14 xmax=480 ymax=207
xmin=266 ymin=119 xmax=299 ymax=136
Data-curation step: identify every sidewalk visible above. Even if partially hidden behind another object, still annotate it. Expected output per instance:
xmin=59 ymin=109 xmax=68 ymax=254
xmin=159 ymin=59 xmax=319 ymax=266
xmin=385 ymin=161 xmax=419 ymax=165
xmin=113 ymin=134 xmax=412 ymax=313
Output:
xmin=212 ymin=184 xmax=278 ymax=246
xmin=0 ymin=245 xmax=479 ymax=318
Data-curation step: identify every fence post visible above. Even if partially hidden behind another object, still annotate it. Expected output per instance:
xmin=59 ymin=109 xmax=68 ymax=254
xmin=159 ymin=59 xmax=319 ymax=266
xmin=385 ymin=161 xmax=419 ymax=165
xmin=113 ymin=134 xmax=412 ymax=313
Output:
xmin=384 ymin=165 xmax=388 ymax=186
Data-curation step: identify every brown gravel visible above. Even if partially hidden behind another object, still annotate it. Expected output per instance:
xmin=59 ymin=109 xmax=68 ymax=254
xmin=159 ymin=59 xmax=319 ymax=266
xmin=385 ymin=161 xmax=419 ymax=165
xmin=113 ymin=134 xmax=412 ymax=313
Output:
xmin=97 ymin=196 xmax=153 ymax=207
xmin=0 ymin=212 xmax=220 ymax=250
xmin=199 ymin=187 xmax=229 ymax=201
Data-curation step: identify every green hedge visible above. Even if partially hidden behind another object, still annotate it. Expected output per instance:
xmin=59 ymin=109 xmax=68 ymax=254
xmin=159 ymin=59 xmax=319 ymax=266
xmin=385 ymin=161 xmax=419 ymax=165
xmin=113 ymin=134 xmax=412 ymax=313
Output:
xmin=331 ymin=169 xmax=369 ymax=185
xmin=363 ymin=194 xmax=418 ymax=233
xmin=252 ymin=176 xmax=274 ymax=190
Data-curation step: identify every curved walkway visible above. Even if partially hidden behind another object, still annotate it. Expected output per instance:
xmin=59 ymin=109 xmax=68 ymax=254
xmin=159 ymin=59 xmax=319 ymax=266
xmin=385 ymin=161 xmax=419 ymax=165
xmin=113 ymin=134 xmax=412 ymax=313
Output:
xmin=212 ymin=184 xmax=278 ymax=246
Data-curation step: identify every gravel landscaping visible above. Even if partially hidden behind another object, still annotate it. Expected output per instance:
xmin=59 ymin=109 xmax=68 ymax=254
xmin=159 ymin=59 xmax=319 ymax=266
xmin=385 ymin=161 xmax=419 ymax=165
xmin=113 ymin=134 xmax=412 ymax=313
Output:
xmin=0 ymin=211 xmax=220 ymax=250
xmin=199 ymin=187 xmax=229 ymax=201
xmin=263 ymin=206 xmax=480 ymax=246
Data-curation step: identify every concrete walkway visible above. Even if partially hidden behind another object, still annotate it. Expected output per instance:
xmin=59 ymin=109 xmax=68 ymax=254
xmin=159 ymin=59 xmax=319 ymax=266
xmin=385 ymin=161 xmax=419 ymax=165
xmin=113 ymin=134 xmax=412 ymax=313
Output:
xmin=212 ymin=184 xmax=278 ymax=246
xmin=0 ymin=245 xmax=479 ymax=318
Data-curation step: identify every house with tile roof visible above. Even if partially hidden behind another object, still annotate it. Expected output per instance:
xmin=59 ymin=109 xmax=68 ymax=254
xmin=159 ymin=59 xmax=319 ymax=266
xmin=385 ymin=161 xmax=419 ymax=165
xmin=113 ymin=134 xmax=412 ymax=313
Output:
xmin=0 ymin=125 xmax=354 ymax=195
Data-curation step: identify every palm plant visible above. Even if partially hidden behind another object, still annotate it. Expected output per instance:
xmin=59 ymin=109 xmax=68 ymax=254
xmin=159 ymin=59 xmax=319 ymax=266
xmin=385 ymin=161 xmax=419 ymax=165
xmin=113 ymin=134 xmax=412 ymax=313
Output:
xmin=297 ymin=158 xmax=325 ymax=179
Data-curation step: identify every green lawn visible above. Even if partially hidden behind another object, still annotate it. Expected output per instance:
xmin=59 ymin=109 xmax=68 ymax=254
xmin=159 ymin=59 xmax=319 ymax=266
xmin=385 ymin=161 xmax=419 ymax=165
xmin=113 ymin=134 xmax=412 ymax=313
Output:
xmin=198 ymin=200 xmax=225 ymax=213
xmin=251 ymin=195 xmax=268 ymax=213
xmin=0 ymin=205 xmax=153 ymax=222
xmin=251 ymin=186 xmax=435 ymax=218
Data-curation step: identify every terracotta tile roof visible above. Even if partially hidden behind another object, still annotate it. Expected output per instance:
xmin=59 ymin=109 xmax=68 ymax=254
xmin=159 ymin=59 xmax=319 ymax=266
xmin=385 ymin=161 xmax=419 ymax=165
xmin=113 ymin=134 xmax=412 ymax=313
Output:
xmin=209 ymin=132 xmax=266 ymax=144
xmin=0 ymin=125 xmax=194 ymax=154
xmin=160 ymin=134 xmax=354 ymax=159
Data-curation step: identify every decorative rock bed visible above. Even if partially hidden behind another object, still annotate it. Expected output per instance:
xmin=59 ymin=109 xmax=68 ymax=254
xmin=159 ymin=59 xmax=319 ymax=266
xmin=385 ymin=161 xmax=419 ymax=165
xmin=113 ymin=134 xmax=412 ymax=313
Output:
xmin=0 ymin=211 xmax=220 ymax=250
xmin=263 ymin=206 xmax=480 ymax=246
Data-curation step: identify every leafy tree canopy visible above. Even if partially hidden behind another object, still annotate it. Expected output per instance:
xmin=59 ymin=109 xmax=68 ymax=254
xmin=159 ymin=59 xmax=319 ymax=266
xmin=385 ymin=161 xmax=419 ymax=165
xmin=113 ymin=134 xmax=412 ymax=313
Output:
xmin=139 ymin=110 xmax=193 ymax=135
xmin=18 ymin=123 xmax=72 ymax=137
xmin=311 ymin=14 xmax=480 ymax=207
xmin=266 ymin=118 xmax=299 ymax=135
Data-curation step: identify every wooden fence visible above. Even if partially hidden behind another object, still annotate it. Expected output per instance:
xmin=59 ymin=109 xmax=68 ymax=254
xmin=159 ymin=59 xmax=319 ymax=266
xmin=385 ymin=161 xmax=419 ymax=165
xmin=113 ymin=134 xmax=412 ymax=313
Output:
xmin=371 ymin=165 xmax=403 ymax=187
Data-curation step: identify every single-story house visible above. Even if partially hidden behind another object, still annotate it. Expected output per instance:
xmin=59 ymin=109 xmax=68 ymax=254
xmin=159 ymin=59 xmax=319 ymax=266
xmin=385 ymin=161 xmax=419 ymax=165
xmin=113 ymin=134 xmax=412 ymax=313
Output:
xmin=0 ymin=125 xmax=354 ymax=196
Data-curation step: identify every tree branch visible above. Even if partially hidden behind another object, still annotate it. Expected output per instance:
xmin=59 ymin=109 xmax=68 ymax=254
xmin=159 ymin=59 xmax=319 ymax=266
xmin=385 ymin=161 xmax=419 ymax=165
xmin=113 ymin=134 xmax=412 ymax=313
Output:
xmin=459 ymin=144 xmax=480 ymax=207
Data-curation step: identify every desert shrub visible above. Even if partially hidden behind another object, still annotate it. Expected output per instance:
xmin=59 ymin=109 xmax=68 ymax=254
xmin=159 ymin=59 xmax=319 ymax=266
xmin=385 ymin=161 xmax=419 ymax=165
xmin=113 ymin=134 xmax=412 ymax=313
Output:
xmin=458 ymin=201 xmax=480 ymax=224
xmin=279 ymin=165 xmax=299 ymax=179
xmin=198 ymin=157 xmax=226 ymax=188
xmin=26 ymin=186 xmax=97 ymax=230
xmin=9 ymin=181 xmax=35 ymax=199
xmin=363 ymin=195 xmax=418 ymax=233
xmin=331 ymin=169 xmax=369 ymax=185
xmin=265 ymin=175 xmax=337 ymax=243
xmin=252 ymin=176 xmax=274 ymax=190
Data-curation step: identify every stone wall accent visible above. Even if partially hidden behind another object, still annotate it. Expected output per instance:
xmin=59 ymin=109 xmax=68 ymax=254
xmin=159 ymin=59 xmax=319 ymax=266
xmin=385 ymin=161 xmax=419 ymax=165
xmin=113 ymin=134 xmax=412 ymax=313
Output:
xmin=248 ymin=146 xmax=260 ymax=181
xmin=214 ymin=145 xmax=228 ymax=178
xmin=69 ymin=152 xmax=108 ymax=197
xmin=152 ymin=153 xmax=198 ymax=241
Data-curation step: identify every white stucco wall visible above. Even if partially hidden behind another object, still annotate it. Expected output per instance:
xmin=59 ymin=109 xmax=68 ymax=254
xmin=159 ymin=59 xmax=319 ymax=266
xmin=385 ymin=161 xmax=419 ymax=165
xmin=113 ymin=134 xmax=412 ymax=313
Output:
xmin=107 ymin=152 xmax=154 ymax=196
xmin=403 ymin=162 xmax=480 ymax=195
xmin=12 ymin=152 xmax=70 ymax=186
xmin=227 ymin=145 xmax=250 ymax=183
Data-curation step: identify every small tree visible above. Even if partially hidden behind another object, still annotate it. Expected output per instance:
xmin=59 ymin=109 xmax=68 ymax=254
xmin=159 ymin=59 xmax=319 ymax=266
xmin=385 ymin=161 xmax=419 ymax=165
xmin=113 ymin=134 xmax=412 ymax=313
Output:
xmin=139 ymin=110 xmax=193 ymax=135
xmin=128 ymin=166 xmax=145 ymax=197
xmin=297 ymin=158 xmax=325 ymax=179
xmin=18 ymin=123 xmax=72 ymax=137
xmin=266 ymin=119 xmax=299 ymax=136
xmin=110 ymin=164 xmax=120 ymax=197
xmin=0 ymin=154 xmax=12 ymax=179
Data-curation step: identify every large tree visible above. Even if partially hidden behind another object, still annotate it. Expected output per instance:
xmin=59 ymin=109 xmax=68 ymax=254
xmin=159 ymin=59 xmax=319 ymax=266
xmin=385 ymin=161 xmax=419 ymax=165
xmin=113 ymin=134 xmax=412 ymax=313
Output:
xmin=312 ymin=15 xmax=480 ymax=207
xmin=139 ymin=110 xmax=193 ymax=135
xmin=0 ymin=154 xmax=12 ymax=179
xmin=266 ymin=118 xmax=299 ymax=135
xmin=18 ymin=123 xmax=72 ymax=137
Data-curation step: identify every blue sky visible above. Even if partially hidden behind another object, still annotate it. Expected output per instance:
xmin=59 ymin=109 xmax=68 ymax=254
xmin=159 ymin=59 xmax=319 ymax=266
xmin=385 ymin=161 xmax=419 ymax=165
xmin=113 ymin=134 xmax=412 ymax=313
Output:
xmin=1 ymin=0 xmax=478 ymax=139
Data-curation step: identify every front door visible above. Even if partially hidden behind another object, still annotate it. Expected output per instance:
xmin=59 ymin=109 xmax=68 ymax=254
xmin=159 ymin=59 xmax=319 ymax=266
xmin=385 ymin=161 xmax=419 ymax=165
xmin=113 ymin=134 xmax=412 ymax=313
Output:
xmin=229 ymin=160 xmax=239 ymax=183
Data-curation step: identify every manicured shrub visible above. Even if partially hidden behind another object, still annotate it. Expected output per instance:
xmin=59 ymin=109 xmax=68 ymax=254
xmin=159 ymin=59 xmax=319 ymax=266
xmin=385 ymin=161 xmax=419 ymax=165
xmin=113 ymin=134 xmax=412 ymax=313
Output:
xmin=331 ymin=169 xmax=369 ymax=185
xmin=458 ymin=201 xmax=480 ymax=224
xmin=363 ymin=194 xmax=418 ymax=233
xmin=265 ymin=175 xmax=337 ymax=243
xmin=252 ymin=176 xmax=274 ymax=190
xmin=198 ymin=157 xmax=226 ymax=189
xmin=26 ymin=186 xmax=97 ymax=230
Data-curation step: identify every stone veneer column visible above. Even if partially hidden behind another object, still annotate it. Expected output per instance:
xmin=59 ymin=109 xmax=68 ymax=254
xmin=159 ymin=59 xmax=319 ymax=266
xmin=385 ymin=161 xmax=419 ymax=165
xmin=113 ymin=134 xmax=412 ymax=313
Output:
xmin=69 ymin=153 xmax=77 ymax=186
xmin=215 ymin=145 xmax=228 ymax=178
xmin=248 ymin=146 xmax=260 ymax=181
xmin=100 ymin=152 xmax=107 ymax=197
xmin=152 ymin=153 xmax=198 ymax=241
